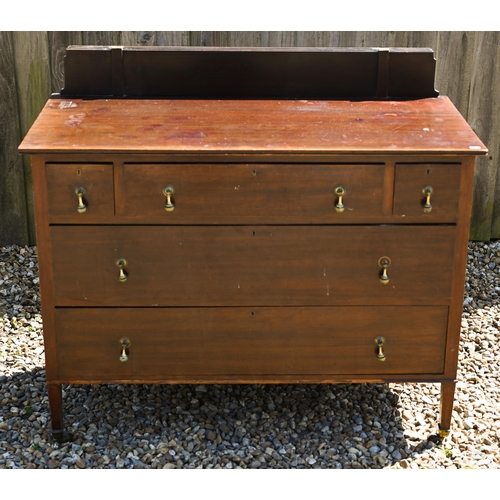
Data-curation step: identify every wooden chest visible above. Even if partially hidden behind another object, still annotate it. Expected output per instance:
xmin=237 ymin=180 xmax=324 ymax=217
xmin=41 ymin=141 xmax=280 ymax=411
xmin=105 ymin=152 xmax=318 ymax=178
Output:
xmin=19 ymin=47 xmax=487 ymax=442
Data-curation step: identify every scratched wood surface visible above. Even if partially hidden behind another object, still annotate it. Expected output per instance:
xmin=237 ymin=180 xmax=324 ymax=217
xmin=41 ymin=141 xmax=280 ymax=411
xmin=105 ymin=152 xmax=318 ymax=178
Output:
xmin=2 ymin=31 xmax=500 ymax=243
xmin=19 ymin=97 xmax=486 ymax=155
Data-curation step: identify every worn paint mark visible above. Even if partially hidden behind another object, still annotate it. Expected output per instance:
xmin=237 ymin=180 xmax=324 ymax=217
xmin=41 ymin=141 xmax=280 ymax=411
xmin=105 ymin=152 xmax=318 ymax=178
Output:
xmin=59 ymin=101 xmax=77 ymax=109
xmin=64 ymin=113 xmax=86 ymax=126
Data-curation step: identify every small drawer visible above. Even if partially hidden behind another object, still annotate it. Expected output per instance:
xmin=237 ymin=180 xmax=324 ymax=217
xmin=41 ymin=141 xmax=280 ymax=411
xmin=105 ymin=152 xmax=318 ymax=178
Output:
xmin=393 ymin=164 xmax=461 ymax=221
xmin=46 ymin=163 xmax=114 ymax=216
xmin=54 ymin=306 xmax=447 ymax=381
xmin=121 ymin=163 xmax=386 ymax=222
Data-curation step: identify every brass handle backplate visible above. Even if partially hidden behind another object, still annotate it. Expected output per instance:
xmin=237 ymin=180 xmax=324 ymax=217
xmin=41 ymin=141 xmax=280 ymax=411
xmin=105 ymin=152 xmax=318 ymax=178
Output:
xmin=334 ymin=186 xmax=346 ymax=213
xmin=75 ymin=187 xmax=87 ymax=214
xmin=374 ymin=336 xmax=386 ymax=362
xmin=422 ymin=185 xmax=433 ymax=213
xmin=119 ymin=337 xmax=131 ymax=362
xmin=378 ymin=256 xmax=391 ymax=285
xmin=163 ymin=185 xmax=175 ymax=212
xmin=117 ymin=258 xmax=128 ymax=282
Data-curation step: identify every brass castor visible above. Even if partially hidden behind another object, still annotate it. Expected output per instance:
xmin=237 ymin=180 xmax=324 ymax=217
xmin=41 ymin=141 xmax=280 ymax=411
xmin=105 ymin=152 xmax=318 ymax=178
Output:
xmin=428 ymin=425 xmax=450 ymax=444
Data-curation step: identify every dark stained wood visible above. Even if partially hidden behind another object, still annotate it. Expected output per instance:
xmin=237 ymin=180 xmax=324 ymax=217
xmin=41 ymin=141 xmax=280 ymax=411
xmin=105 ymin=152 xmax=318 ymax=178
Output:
xmin=1 ymin=33 xmax=498 ymax=242
xmin=18 ymin=97 xmax=487 ymax=155
xmin=393 ymin=163 xmax=462 ymax=221
xmin=55 ymin=306 xmax=448 ymax=381
xmin=17 ymin=45 xmax=488 ymax=439
xmin=30 ymin=156 xmax=58 ymax=383
xmin=47 ymin=384 xmax=63 ymax=434
xmin=120 ymin=163 xmax=386 ymax=220
xmin=46 ymin=163 xmax=114 ymax=216
xmin=59 ymin=46 xmax=438 ymax=99
xmin=439 ymin=382 xmax=456 ymax=431
xmin=50 ymin=225 xmax=456 ymax=307
xmin=444 ymin=157 xmax=477 ymax=380
xmin=0 ymin=32 xmax=29 ymax=245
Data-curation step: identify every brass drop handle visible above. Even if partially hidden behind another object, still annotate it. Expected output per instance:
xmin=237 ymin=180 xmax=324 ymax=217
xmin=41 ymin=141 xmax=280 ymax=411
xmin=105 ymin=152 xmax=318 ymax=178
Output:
xmin=423 ymin=185 xmax=433 ymax=213
xmin=75 ymin=187 xmax=87 ymax=214
xmin=374 ymin=336 xmax=386 ymax=362
xmin=163 ymin=185 xmax=175 ymax=212
xmin=116 ymin=258 xmax=128 ymax=282
xmin=119 ymin=337 xmax=131 ymax=362
xmin=334 ymin=186 xmax=346 ymax=213
xmin=379 ymin=257 xmax=390 ymax=285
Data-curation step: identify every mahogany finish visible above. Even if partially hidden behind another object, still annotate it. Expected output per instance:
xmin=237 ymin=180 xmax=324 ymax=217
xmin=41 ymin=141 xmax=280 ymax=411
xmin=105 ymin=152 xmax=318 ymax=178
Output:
xmin=54 ymin=307 xmax=448 ymax=381
xmin=21 ymin=98 xmax=485 ymax=155
xmin=19 ymin=47 xmax=487 ymax=442
xmin=120 ymin=163 xmax=386 ymax=220
xmin=50 ymin=225 xmax=456 ymax=307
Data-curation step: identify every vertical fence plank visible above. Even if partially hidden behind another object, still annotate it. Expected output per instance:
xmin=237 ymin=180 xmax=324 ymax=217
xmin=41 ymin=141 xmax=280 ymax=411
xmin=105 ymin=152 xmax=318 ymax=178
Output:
xmin=434 ymin=32 xmax=477 ymax=118
xmin=1 ymin=32 xmax=498 ymax=243
xmin=154 ymin=32 xmax=191 ymax=46
xmin=121 ymin=31 xmax=156 ymax=46
xmin=13 ymin=32 xmax=51 ymax=246
xmin=81 ymin=31 xmax=122 ymax=45
xmin=0 ymin=32 xmax=29 ymax=246
xmin=48 ymin=32 xmax=83 ymax=93
xmin=467 ymin=32 xmax=500 ymax=240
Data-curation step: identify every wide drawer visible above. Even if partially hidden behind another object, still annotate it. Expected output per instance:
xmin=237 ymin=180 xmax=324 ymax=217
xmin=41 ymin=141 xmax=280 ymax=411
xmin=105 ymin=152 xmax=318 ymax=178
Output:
xmin=55 ymin=306 xmax=448 ymax=381
xmin=50 ymin=225 xmax=456 ymax=306
xmin=120 ymin=163 xmax=386 ymax=222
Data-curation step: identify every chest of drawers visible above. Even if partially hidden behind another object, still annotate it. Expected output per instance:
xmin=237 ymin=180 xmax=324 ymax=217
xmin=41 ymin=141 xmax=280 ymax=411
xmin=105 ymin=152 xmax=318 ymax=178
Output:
xmin=19 ymin=47 xmax=487 ymax=443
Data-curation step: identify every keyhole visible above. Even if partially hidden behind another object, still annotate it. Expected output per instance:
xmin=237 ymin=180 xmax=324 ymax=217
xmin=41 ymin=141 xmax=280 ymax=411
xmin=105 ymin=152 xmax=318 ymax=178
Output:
xmin=77 ymin=169 xmax=82 ymax=176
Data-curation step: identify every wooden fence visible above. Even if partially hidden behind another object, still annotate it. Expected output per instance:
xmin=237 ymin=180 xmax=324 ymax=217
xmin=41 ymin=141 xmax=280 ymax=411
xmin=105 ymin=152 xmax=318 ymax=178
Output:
xmin=1 ymin=31 xmax=499 ymax=245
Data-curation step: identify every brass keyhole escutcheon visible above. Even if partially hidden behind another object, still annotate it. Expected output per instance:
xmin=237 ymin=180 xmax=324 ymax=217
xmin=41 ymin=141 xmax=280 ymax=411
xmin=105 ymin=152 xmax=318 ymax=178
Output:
xmin=116 ymin=258 xmax=128 ymax=282
xmin=374 ymin=336 xmax=386 ymax=362
xmin=422 ymin=185 xmax=433 ymax=213
xmin=378 ymin=256 xmax=391 ymax=285
xmin=334 ymin=186 xmax=346 ymax=213
xmin=119 ymin=337 xmax=131 ymax=362
xmin=163 ymin=185 xmax=175 ymax=212
xmin=75 ymin=186 xmax=87 ymax=214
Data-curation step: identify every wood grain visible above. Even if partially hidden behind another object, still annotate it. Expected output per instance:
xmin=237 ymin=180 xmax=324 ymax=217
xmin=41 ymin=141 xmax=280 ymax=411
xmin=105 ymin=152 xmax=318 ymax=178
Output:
xmin=121 ymin=163 xmax=386 ymax=220
xmin=48 ymin=32 xmax=83 ymax=93
xmin=2 ymin=32 xmax=496 ymax=241
xmin=12 ymin=32 xmax=51 ymax=245
xmin=393 ymin=163 xmax=462 ymax=221
xmin=19 ymin=97 xmax=487 ymax=155
xmin=0 ymin=32 xmax=29 ymax=246
xmin=46 ymin=163 xmax=114 ymax=216
xmin=50 ymin=225 xmax=456 ymax=307
xmin=54 ymin=306 xmax=448 ymax=381
xmin=466 ymin=32 xmax=500 ymax=240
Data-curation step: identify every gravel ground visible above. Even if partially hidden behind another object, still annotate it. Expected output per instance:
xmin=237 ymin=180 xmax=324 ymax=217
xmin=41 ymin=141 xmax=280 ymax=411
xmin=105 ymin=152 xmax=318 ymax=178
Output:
xmin=1 ymin=243 xmax=499 ymax=469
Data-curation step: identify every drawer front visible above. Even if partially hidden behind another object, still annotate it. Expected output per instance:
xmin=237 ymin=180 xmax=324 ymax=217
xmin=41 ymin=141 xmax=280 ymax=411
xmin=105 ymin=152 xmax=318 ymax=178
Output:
xmin=46 ymin=163 xmax=114 ymax=216
xmin=121 ymin=164 xmax=386 ymax=221
xmin=51 ymin=225 xmax=455 ymax=306
xmin=55 ymin=306 xmax=448 ymax=381
xmin=393 ymin=163 xmax=461 ymax=221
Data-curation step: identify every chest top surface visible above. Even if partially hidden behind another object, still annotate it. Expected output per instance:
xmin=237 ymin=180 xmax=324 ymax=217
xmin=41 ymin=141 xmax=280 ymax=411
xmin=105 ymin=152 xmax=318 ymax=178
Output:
xmin=19 ymin=97 xmax=486 ymax=156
